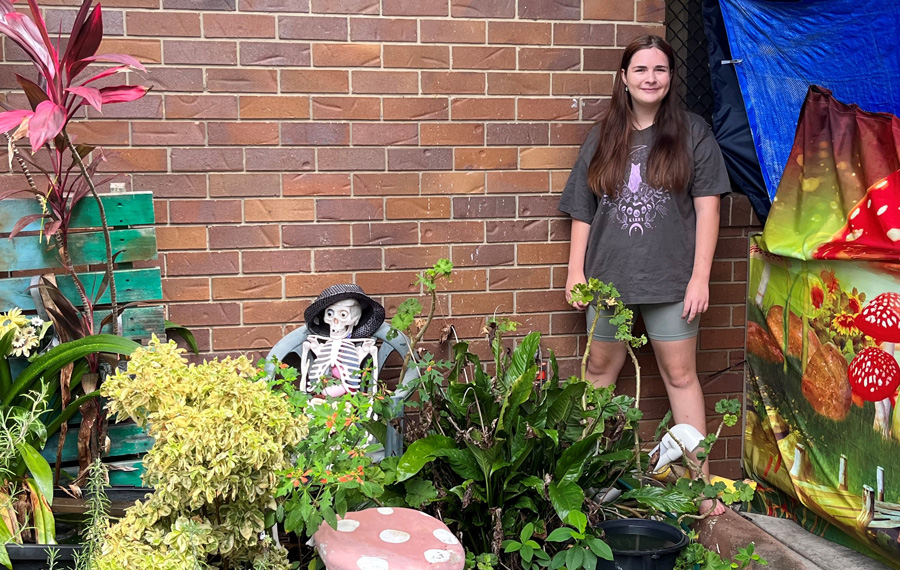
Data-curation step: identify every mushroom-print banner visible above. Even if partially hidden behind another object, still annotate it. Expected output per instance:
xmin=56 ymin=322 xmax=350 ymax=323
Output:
xmin=745 ymin=235 xmax=900 ymax=568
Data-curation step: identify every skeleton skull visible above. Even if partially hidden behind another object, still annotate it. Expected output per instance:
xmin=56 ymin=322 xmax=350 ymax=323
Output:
xmin=324 ymin=299 xmax=362 ymax=339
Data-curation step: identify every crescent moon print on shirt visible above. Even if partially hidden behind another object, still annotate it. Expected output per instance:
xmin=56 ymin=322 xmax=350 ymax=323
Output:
xmin=603 ymin=144 xmax=670 ymax=236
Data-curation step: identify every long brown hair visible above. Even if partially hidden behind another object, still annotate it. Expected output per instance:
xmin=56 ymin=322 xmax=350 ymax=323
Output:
xmin=587 ymin=35 xmax=691 ymax=197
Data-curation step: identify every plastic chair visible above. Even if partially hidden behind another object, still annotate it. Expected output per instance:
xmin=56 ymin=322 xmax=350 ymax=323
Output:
xmin=264 ymin=322 xmax=420 ymax=457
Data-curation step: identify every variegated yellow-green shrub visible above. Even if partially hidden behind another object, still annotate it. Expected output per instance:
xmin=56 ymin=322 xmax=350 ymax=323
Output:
xmin=96 ymin=337 xmax=308 ymax=569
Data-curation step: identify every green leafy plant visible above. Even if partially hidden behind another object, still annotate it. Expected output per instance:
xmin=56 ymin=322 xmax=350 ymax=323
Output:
xmin=675 ymin=533 xmax=768 ymax=570
xmin=96 ymin=337 xmax=307 ymax=569
xmin=72 ymin=458 xmax=110 ymax=570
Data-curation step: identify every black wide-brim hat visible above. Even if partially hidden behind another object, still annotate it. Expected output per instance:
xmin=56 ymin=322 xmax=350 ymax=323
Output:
xmin=304 ymin=284 xmax=385 ymax=338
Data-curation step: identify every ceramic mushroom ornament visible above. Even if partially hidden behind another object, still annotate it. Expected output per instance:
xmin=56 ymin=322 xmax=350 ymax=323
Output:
xmin=851 ymin=292 xmax=900 ymax=437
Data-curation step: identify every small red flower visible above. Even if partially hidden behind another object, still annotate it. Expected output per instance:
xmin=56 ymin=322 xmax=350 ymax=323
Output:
xmin=810 ymin=285 xmax=824 ymax=309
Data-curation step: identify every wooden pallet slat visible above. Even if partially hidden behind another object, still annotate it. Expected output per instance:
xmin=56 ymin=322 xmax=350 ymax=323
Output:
xmin=0 ymin=228 xmax=158 ymax=272
xmin=0 ymin=193 xmax=155 ymax=234
xmin=0 ymin=268 xmax=163 ymax=311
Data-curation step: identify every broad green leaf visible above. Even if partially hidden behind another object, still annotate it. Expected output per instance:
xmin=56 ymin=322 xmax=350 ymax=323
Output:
xmin=437 ymin=448 xmax=483 ymax=481
xmin=18 ymin=443 xmax=53 ymax=505
xmin=566 ymin=511 xmax=587 ymax=534
xmin=551 ymin=550 xmax=567 ymax=569
xmin=619 ymin=486 xmax=696 ymax=514
xmin=546 ymin=527 xmax=574 ymax=542
xmin=395 ymin=434 xmax=455 ymax=482
xmin=586 ymin=537 xmax=613 ymax=561
xmin=554 ymin=434 xmax=600 ymax=484
xmin=164 ymin=320 xmax=199 ymax=354
xmin=547 ymin=480 xmax=584 ymax=522
xmin=405 ymin=479 xmax=438 ymax=508
xmin=503 ymin=540 xmax=521 ymax=553
xmin=566 ymin=546 xmax=584 ymax=569
xmin=519 ymin=522 xmax=534 ymax=542
xmin=25 ymin=478 xmax=54 ymax=545
xmin=503 ymin=331 xmax=540 ymax=390
xmin=0 ymin=543 xmax=8 ymax=570
xmin=547 ymin=382 xmax=586 ymax=428
xmin=466 ymin=442 xmax=501 ymax=482
xmin=498 ymin=366 xmax=535 ymax=432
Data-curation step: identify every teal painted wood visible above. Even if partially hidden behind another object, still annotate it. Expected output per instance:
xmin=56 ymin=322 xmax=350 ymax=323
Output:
xmin=41 ymin=422 xmax=155 ymax=464
xmin=0 ymin=192 xmax=155 ymax=234
xmin=92 ymin=305 xmax=166 ymax=340
xmin=56 ymin=460 xmax=146 ymax=487
xmin=0 ymin=268 xmax=162 ymax=310
xmin=0 ymin=228 xmax=158 ymax=272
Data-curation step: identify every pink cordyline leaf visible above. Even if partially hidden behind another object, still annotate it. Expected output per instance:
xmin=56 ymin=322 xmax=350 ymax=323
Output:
xmin=0 ymin=109 xmax=33 ymax=133
xmin=78 ymin=53 xmax=146 ymax=73
xmin=66 ymin=85 xmax=102 ymax=111
xmin=64 ymin=1 xmax=103 ymax=78
xmin=9 ymin=212 xmax=46 ymax=238
xmin=80 ymin=65 xmax=129 ymax=85
xmin=0 ymin=12 xmax=56 ymax=82
xmin=28 ymin=100 xmax=66 ymax=151
xmin=99 ymin=85 xmax=148 ymax=105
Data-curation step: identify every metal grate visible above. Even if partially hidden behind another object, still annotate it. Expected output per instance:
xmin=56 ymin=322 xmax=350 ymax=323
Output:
xmin=666 ymin=0 xmax=714 ymax=123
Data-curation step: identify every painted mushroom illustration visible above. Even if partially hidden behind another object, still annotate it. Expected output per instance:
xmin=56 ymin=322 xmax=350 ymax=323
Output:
xmin=749 ymin=243 xmax=791 ymax=307
xmin=852 ymin=292 xmax=900 ymax=438
xmin=847 ymin=347 xmax=900 ymax=438
xmin=813 ymin=171 xmax=900 ymax=260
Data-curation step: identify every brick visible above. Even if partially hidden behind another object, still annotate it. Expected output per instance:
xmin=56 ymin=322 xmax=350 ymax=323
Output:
xmin=421 ymin=71 xmax=485 ymax=95
xmin=165 ymin=0 xmax=234 ymax=8
xmin=554 ymin=73 xmax=614 ymax=96
xmin=582 ymin=98 xmax=610 ymax=121
xmin=285 ymin=273 xmax=354 ymax=297
xmin=100 ymin=148 xmax=167 ymax=172
xmin=68 ymin=122 xmax=130 ymax=146
xmin=279 ymin=16 xmax=347 ymax=41
xmin=488 ymin=73 xmax=550 ymax=95
xmin=637 ymin=0 xmax=666 ymax=23
xmin=520 ymin=48 xmax=580 ymax=71
xmin=584 ymin=48 xmax=625 ymax=71
xmin=126 ymin=11 xmax=200 ymax=36
xmin=422 ymin=172 xmax=485 ymax=194
xmin=385 ymin=246 xmax=451 ymax=270
xmin=486 ymin=123 xmax=548 ymax=146
xmin=420 ymin=221 xmax=484 ymax=244
xmin=156 ymin=226 xmax=208 ymax=251
xmin=204 ymin=13 xmax=275 ymax=38
xmin=352 ymin=71 xmax=418 ymax=94
xmin=143 ymin=68 xmax=205 ymax=92
xmin=243 ymin=300 xmax=307 ymax=324
xmin=354 ymin=173 xmax=420 ymax=196
xmin=450 ymin=291 xmax=513 ymax=315
xmin=383 ymin=45 xmax=449 ymax=69
xmin=616 ymin=24 xmax=665 ymax=47
xmin=208 ymin=68 xmax=278 ymax=93
xmin=311 ymin=0 xmax=378 ymax=13
xmin=166 ymin=95 xmax=238 ymax=119
xmin=521 ymin=0 xmax=579 ymax=18
xmin=555 ymin=23 xmax=616 ymax=47
xmin=134 ymin=174 xmax=207 ymax=198
xmin=163 ymin=40 xmax=236 ymax=65
xmin=209 ymin=225 xmax=281 ymax=249
xmin=318 ymin=148 xmax=385 ymax=171
xmin=350 ymin=18 xmax=418 ymax=42
xmin=715 ymin=236 xmax=751 ymax=259
xmin=488 ymin=21 xmax=550 ymax=45
xmin=383 ymin=97 xmax=449 ymax=121
xmin=352 ymin=222 xmax=418 ymax=246
xmin=453 ymin=196 xmax=516 ymax=219
xmin=386 ymin=197 xmax=451 ymax=220
xmin=550 ymin=123 xmax=593 ymax=145
xmin=352 ymin=123 xmax=418 ymax=146
xmin=171 ymin=148 xmax=243 ymax=172
xmin=315 ymin=248 xmax=382 ymax=272
xmin=166 ymin=252 xmax=240 ymax=276
xmin=317 ymin=198 xmax=383 ymax=221
xmin=420 ymin=123 xmax=484 ymax=146
xmin=451 ymin=0 xmax=515 ymax=18
xmin=131 ymin=121 xmax=205 ymax=146
xmin=168 ymin=302 xmax=240 ymax=327
xmin=549 ymin=219 xmax=571 ymax=241
xmin=281 ymin=122 xmax=350 ymax=145
xmin=170 ymin=199 xmax=242 ymax=224
xmin=421 ymin=20 xmax=485 ymax=44
xmin=517 ymin=290 xmax=571 ymax=312
xmin=382 ymin=0 xmax=447 ymax=16
xmin=520 ymin=147 xmax=579 ymax=170
xmin=213 ymin=326 xmax=285 ymax=351
xmin=486 ymin=171 xmax=550 ymax=194
xmin=284 ymin=173 xmax=352 ymax=196
xmin=388 ymin=148 xmax=453 ymax=171
xmin=450 ymin=98 xmax=514 ymax=120
xmin=486 ymin=220 xmax=548 ymax=242
xmin=282 ymin=69 xmax=349 ymax=94
xmin=517 ymin=98 xmax=579 ymax=121
xmin=209 ymin=173 xmax=281 ymax=197
xmin=240 ymin=41 xmax=310 ymax=66
xmin=313 ymin=43 xmax=380 ymax=67
xmin=355 ymin=271 xmax=421 ymax=295
xmin=453 ymin=46 xmax=514 ymax=70
xmin=240 ymin=96 xmax=309 ymax=119
xmin=520 ymin=195 xmax=564 ymax=217
xmin=313 ymin=97 xmax=381 ymax=120
xmin=517 ymin=243 xmax=569 ymax=265
xmin=455 ymin=147 xmax=517 ymax=170
xmin=283 ymin=223 xmax=352 ymax=247
xmin=245 ymin=198 xmax=315 ymax=222
xmin=208 ymin=122 xmax=280 ymax=146
xmin=246 ymin=148 xmax=315 ymax=171
xmin=489 ymin=267 xmax=551 ymax=290
xmin=162 ymin=277 xmax=210 ymax=302
xmin=699 ymin=327 xmax=745 ymax=350
xmin=708 ymin=283 xmax=747 ymax=305
xmin=85 ymin=95 xmax=163 ymax=120
xmin=585 ymin=0 xmax=635 ymax=20
xmin=243 ymin=250 xmax=312 ymax=274
xmin=98 ymin=38 xmax=160 ymax=64
xmin=240 ymin=0 xmax=308 ymax=10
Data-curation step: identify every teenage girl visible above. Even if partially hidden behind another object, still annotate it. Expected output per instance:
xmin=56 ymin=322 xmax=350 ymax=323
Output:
xmin=558 ymin=35 xmax=730 ymax=516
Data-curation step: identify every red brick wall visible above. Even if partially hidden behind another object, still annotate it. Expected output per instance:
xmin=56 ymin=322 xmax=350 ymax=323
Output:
xmin=1 ymin=0 xmax=760 ymax=476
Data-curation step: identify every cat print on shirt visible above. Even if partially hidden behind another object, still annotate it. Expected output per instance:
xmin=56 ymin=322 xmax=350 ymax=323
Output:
xmin=602 ymin=144 xmax=671 ymax=236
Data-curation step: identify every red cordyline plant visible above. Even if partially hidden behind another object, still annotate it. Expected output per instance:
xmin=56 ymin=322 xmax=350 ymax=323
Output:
xmin=0 ymin=0 xmax=147 ymax=337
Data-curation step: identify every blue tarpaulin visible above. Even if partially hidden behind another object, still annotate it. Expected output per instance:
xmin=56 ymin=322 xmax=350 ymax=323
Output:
xmin=717 ymin=0 xmax=900 ymax=200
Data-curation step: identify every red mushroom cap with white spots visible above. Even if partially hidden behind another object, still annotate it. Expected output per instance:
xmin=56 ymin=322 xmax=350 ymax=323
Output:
xmin=813 ymin=170 xmax=900 ymax=260
xmin=854 ymin=292 xmax=900 ymax=344
xmin=848 ymin=347 xmax=900 ymax=402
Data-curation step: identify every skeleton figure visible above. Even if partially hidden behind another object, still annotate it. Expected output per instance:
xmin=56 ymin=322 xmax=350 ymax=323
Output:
xmin=301 ymin=298 xmax=379 ymax=397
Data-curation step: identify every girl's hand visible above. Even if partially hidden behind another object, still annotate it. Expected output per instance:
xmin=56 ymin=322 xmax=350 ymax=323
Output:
xmin=682 ymin=277 xmax=709 ymax=323
xmin=566 ymin=271 xmax=588 ymax=310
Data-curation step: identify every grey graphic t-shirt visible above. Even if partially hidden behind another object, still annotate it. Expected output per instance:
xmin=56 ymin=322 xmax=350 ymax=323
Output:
xmin=558 ymin=113 xmax=730 ymax=304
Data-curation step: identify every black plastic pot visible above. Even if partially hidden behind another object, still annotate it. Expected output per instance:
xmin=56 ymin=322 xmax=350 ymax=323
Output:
xmin=596 ymin=519 xmax=689 ymax=570
xmin=5 ymin=543 xmax=81 ymax=570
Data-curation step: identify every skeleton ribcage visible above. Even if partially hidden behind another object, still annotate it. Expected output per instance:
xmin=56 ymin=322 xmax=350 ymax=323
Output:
xmin=307 ymin=339 xmax=368 ymax=391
